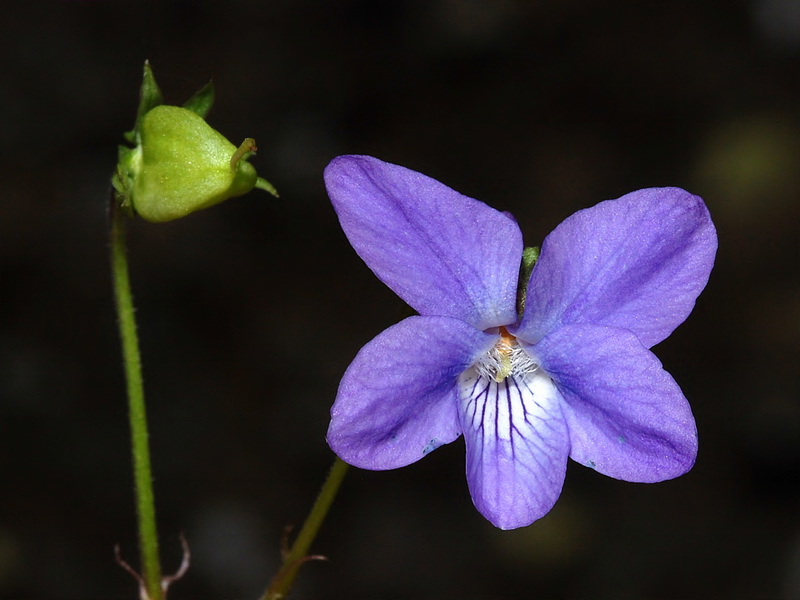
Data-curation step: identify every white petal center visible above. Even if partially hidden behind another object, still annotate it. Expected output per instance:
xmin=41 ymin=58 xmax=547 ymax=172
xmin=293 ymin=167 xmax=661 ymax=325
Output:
xmin=459 ymin=332 xmax=560 ymax=441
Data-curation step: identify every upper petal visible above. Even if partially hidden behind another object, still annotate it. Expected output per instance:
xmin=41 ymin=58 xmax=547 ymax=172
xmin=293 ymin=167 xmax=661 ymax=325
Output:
xmin=532 ymin=324 xmax=698 ymax=482
xmin=325 ymin=155 xmax=522 ymax=330
xmin=516 ymin=188 xmax=717 ymax=348
xmin=328 ymin=315 xmax=496 ymax=470
xmin=458 ymin=368 xmax=569 ymax=529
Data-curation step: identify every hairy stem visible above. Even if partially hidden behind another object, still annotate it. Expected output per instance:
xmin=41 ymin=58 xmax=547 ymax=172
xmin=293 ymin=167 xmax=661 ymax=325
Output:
xmin=110 ymin=201 xmax=163 ymax=600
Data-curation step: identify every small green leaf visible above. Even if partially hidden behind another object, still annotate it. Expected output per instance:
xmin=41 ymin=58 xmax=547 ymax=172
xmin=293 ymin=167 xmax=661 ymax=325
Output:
xmin=183 ymin=80 xmax=215 ymax=119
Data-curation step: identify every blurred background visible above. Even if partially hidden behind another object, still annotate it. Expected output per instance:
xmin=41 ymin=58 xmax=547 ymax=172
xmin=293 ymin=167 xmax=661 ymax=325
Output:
xmin=1 ymin=1 xmax=798 ymax=598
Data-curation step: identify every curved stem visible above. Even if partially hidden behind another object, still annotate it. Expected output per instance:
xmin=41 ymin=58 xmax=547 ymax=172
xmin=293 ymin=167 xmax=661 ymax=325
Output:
xmin=262 ymin=457 xmax=349 ymax=600
xmin=110 ymin=201 xmax=163 ymax=600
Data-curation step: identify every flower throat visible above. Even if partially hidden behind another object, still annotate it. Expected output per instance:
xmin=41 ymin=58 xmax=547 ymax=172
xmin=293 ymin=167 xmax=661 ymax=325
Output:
xmin=475 ymin=327 xmax=539 ymax=383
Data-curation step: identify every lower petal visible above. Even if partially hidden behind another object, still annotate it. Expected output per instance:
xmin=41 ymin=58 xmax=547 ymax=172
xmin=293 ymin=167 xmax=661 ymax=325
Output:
xmin=328 ymin=315 xmax=496 ymax=470
xmin=533 ymin=324 xmax=698 ymax=482
xmin=458 ymin=368 xmax=569 ymax=529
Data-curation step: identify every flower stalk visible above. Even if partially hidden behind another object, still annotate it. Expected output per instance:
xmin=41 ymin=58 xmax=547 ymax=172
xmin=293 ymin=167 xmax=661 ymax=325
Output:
xmin=262 ymin=457 xmax=349 ymax=600
xmin=109 ymin=198 xmax=163 ymax=600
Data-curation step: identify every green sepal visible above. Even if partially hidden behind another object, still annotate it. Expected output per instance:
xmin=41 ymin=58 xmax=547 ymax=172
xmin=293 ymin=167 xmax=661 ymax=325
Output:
xmin=182 ymin=80 xmax=215 ymax=119
xmin=516 ymin=246 xmax=540 ymax=316
xmin=123 ymin=61 xmax=163 ymax=145
xmin=255 ymin=177 xmax=279 ymax=197
xmin=111 ymin=144 xmax=141 ymax=213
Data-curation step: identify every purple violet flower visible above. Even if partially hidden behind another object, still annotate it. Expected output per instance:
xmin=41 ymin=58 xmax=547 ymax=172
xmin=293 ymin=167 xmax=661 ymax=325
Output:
xmin=324 ymin=155 xmax=717 ymax=529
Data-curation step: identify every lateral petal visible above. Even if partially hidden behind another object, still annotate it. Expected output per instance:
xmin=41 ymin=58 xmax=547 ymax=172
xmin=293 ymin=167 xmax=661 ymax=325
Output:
xmin=325 ymin=155 xmax=522 ymax=330
xmin=458 ymin=368 xmax=569 ymax=529
xmin=517 ymin=188 xmax=717 ymax=348
xmin=533 ymin=324 xmax=698 ymax=482
xmin=328 ymin=316 xmax=496 ymax=470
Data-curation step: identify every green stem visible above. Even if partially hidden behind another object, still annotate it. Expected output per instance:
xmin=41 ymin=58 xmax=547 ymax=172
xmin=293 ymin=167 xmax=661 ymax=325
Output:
xmin=110 ymin=201 xmax=163 ymax=600
xmin=262 ymin=457 xmax=349 ymax=600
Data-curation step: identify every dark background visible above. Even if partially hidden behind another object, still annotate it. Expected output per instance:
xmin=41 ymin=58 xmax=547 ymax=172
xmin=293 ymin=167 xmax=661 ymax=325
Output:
xmin=1 ymin=1 xmax=798 ymax=599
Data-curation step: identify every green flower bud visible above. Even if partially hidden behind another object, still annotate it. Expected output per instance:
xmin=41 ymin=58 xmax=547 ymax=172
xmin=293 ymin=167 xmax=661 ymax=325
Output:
xmin=113 ymin=62 xmax=277 ymax=223
xmin=132 ymin=106 xmax=260 ymax=222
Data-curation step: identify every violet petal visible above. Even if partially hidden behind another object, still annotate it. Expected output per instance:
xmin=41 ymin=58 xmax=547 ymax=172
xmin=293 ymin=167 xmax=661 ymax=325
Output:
xmin=324 ymin=155 xmax=522 ymax=330
xmin=458 ymin=368 xmax=569 ymax=529
xmin=517 ymin=188 xmax=717 ymax=348
xmin=328 ymin=315 xmax=496 ymax=470
xmin=533 ymin=324 xmax=698 ymax=482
